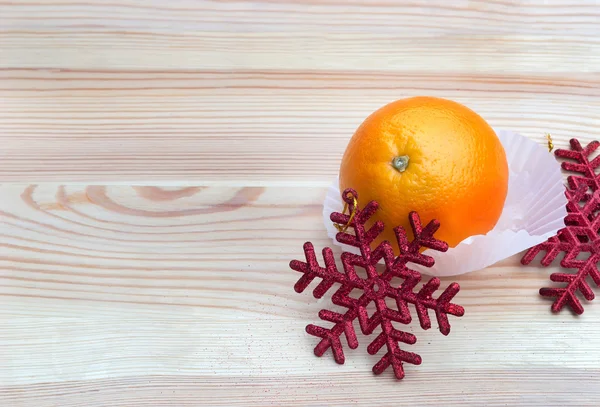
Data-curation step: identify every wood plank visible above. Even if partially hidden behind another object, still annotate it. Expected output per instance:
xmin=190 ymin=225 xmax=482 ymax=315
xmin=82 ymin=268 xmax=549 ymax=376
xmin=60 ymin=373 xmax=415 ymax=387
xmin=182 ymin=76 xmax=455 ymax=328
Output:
xmin=2 ymin=33 xmax=599 ymax=72
xmin=1 ymin=372 xmax=599 ymax=406
xmin=2 ymin=70 xmax=598 ymax=182
xmin=2 ymin=0 xmax=599 ymax=35
xmin=1 ymin=184 xmax=599 ymax=406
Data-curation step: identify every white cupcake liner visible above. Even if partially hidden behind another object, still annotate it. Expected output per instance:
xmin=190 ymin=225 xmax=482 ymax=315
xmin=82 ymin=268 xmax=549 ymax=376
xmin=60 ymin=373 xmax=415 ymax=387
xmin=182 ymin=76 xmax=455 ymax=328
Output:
xmin=323 ymin=129 xmax=567 ymax=277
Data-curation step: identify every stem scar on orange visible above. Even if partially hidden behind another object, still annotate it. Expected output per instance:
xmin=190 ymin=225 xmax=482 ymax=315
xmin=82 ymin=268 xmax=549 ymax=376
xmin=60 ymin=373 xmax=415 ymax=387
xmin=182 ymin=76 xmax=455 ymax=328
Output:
xmin=339 ymin=96 xmax=509 ymax=249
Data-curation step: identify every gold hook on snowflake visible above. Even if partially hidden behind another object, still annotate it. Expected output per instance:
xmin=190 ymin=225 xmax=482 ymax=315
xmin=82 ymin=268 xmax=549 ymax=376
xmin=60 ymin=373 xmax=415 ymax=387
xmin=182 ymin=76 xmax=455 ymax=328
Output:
xmin=334 ymin=189 xmax=358 ymax=233
xmin=546 ymin=133 xmax=554 ymax=152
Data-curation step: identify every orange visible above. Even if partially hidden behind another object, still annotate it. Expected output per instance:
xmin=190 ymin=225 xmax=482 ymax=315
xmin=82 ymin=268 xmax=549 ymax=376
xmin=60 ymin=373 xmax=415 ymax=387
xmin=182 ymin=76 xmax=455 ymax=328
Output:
xmin=339 ymin=96 xmax=508 ymax=249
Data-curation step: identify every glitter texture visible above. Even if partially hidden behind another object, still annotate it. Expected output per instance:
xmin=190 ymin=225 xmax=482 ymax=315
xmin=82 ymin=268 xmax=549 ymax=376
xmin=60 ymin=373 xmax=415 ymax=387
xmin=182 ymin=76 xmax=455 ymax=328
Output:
xmin=290 ymin=188 xmax=464 ymax=379
xmin=522 ymin=138 xmax=600 ymax=314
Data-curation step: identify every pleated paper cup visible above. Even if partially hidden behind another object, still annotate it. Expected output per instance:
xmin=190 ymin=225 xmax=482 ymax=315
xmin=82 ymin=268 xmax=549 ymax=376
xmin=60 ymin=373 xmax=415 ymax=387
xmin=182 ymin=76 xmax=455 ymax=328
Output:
xmin=323 ymin=129 xmax=567 ymax=277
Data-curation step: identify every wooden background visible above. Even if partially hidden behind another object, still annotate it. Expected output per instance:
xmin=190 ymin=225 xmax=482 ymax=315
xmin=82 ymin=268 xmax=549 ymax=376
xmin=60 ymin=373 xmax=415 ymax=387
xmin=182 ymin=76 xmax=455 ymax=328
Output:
xmin=1 ymin=1 xmax=600 ymax=406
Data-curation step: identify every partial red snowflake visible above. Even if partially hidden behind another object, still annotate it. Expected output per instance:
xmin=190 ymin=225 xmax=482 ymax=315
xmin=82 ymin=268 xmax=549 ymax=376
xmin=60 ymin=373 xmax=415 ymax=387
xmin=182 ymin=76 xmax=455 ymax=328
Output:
xmin=522 ymin=139 xmax=600 ymax=314
xmin=290 ymin=188 xmax=464 ymax=379
xmin=558 ymin=139 xmax=600 ymax=195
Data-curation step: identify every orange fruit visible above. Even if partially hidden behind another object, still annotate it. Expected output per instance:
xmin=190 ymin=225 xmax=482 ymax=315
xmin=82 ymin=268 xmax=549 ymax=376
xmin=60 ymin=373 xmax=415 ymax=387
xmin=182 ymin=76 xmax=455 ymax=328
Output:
xmin=339 ymin=96 xmax=508 ymax=249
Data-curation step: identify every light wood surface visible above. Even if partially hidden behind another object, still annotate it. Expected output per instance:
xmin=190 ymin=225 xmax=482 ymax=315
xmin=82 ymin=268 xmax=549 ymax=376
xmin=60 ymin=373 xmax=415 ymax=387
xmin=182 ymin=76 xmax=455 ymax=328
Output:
xmin=1 ymin=1 xmax=600 ymax=406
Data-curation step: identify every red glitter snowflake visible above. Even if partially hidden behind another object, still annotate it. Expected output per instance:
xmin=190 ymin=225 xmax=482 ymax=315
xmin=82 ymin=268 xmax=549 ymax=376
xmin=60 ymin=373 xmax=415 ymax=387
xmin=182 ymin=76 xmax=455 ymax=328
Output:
xmin=289 ymin=188 xmax=464 ymax=379
xmin=522 ymin=139 xmax=600 ymax=314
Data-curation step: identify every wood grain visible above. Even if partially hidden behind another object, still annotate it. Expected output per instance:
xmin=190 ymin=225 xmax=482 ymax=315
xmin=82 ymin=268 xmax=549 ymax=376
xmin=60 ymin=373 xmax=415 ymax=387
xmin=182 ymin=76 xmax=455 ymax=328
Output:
xmin=2 ymin=0 xmax=600 ymax=406
xmin=2 ymin=1 xmax=600 ymax=182
xmin=2 ymin=185 xmax=600 ymax=407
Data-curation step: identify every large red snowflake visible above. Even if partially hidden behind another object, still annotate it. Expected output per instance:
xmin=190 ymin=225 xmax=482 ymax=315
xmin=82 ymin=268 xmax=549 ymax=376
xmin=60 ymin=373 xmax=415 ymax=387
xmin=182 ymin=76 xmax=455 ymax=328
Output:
xmin=522 ymin=139 xmax=600 ymax=314
xmin=290 ymin=188 xmax=464 ymax=379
